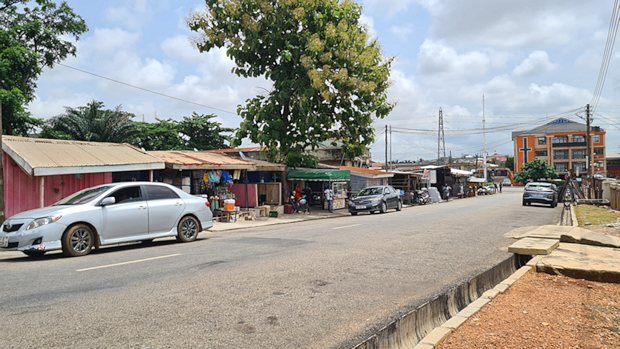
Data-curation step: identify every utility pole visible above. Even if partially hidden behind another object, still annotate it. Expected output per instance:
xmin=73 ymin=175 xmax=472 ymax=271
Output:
xmin=389 ymin=125 xmax=392 ymax=169
xmin=437 ymin=107 xmax=445 ymax=165
xmin=0 ymin=101 xmax=4 ymax=222
xmin=586 ymin=103 xmax=593 ymax=199
xmin=482 ymin=95 xmax=488 ymax=181
xmin=384 ymin=124 xmax=388 ymax=170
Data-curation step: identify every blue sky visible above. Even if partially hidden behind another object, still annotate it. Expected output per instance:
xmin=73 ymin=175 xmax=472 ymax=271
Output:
xmin=30 ymin=0 xmax=620 ymax=162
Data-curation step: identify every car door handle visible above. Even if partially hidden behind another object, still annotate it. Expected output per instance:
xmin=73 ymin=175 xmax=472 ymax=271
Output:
xmin=138 ymin=205 xmax=147 ymax=210
xmin=175 ymin=202 xmax=182 ymax=206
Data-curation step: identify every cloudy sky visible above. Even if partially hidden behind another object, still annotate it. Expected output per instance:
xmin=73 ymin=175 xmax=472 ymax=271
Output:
xmin=30 ymin=0 xmax=620 ymax=161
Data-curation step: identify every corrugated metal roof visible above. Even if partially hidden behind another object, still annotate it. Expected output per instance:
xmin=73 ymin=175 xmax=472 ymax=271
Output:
xmin=337 ymin=166 xmax=394 ymax=179
xmin=149 ymin=151 xmax=256 ymax=170
xmin=207 ymin=147 xmax=267 ymax=153
xmin=2 ymin=136 xmax=165 ymax=176
xmin=511 ymin=117 xmax=604 ymax=138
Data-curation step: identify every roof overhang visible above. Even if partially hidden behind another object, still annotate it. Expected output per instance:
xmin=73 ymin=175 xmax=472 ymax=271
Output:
xmin=166 ymin=163 xmax=256 ymax=171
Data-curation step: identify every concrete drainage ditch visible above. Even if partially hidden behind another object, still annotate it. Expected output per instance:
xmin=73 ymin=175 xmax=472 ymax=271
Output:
xmin=351 ymin=255 xmax=526 ymax=349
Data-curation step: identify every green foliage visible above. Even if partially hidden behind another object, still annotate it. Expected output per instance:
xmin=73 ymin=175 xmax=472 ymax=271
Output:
xmin=514 ymin=159 xmax=558 ymax=183
xmin=0 ymin=0 xmax=87 ymax=135
xmin=189 ymin=0 xmax=393 ymax=163
xmin=505 ymin=156 xmax=514 ymax=172
xmin=285 ymin=152 xmax=319 ymax=168
xmin=178 ymin=112 xmax=233 ymax=150
xmin=132 ymin=119 xmax=183 ymax=151
xmin=40 ymin=100 xmax=138 ymax=143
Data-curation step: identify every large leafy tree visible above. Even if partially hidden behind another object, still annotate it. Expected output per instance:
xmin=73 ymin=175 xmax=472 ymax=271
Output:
xmin=0 ymin=0 xmax=87 ymax=135
xmin=41 ymin=101 xmax=138 ymax=143
xmin=179 ymin=112 xmax=233 ymax=150
xmin=514 ymin=159 xmax=558 ymax=183
xmin=189 ymin=0 xmax=393 ymax=166
xmin=132 ymin=119 xmax=184 ymax=151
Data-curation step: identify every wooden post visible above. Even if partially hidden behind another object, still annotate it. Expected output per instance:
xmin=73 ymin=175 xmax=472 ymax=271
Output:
xmin=39 ymin=177 xmax=45 ymax=207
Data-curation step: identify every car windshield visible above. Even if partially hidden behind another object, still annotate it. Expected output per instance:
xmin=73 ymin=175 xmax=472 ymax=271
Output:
xmin=358 ymin=187 xmax=383 ymax=196
xmin=525 ymin=183 xmax=552 ymax=190
xmin=54 ymin=185 xmax=113 ymax=205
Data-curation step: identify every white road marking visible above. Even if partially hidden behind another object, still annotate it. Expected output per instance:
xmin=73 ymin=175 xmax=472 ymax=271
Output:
xmin=76 ymin=253 xmax=181 ymax=272
xmin=331 ymin=224 xmax=361 ymax=230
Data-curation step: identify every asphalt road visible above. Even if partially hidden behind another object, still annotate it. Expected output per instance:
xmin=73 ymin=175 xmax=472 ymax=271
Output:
xmin=0 ymin=187 xmax=560 ymax=349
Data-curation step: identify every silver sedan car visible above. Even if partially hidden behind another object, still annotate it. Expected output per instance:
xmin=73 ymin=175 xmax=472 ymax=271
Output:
xmin=0 ymin=182 xmax=213 ymax=257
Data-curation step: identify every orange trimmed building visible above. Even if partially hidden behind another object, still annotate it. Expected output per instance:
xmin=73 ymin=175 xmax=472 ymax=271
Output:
xmin=511 ymin=118 xmax=606 ymax=176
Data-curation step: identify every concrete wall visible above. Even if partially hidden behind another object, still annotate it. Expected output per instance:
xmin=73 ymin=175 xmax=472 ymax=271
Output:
xmin=352 ymin=255 xmax=519 ymax=349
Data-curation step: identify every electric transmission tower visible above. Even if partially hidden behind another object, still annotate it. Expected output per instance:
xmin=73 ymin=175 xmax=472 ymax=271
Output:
xmin=437 ymin=107 xmax=446 ymax=165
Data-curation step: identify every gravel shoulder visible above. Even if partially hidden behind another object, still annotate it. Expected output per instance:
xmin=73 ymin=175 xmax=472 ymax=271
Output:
xmin=437 ymin=271 xmax=620 ymax=348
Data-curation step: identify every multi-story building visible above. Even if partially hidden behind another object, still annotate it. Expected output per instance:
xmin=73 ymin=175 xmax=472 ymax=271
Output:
xmin=512 ymin=118 xmax=606 ymax=176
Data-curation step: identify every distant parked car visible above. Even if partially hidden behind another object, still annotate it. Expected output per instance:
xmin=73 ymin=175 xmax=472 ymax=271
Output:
xmin=348 ymin=185 xmax=402 ymax=215
xmin=0 ymin=182 xmax=213 ymax=257
xmin=522 ymin=182 xmax=558 ymax=208
xmin=501 ymin=178 xmax=512 ymax=187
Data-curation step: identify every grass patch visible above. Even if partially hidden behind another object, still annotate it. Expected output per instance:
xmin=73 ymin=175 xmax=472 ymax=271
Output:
xmin=574 ymin=205 xmax=619 ymax=226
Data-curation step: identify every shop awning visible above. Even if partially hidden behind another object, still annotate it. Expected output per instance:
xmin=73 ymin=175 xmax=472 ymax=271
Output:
xmin=288 ymin=168 xmax=350 ymax=181
xmin=149 ymin=150 xmax=256 ymax=170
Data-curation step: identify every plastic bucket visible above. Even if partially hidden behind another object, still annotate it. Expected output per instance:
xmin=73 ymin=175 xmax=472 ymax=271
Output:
xmin=223 ymin=199 xmax=235 ymax=211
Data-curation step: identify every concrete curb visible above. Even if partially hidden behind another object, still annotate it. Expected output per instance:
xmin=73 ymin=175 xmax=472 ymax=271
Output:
xmin=352 ymin=255 xmax=520 ymax=349
xmin=570 ymin=204 xmax=579 ymax=227
xmin=413 ymin=263 xmax=535 ymax=349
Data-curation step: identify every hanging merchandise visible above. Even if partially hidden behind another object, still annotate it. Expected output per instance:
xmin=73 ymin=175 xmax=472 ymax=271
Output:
xmin=221 ymin=170 xmax=233 ymax=184
xmin=208 ymin=170 xmax=221 ymax=183
xmin=203 ymin=172 xmax=209 ymax=183
xmin=232 ymin=169 xmax=241 ymax=180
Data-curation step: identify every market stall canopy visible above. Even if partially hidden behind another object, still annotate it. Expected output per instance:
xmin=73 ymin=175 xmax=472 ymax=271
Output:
xmin=451 ymin=168 xmax=474 ymax=177
xmin=149 ymin=151 xmax=256 ymax=170
xmin=288 ymin=168 xmax=350 ymax=181
xmin=2 ymin=136 xmax=164 ymax=176
xmin=337 ymin=166 xmax=393 ymax=179
xmin=243 ymin=158 xmax=286 ymax=172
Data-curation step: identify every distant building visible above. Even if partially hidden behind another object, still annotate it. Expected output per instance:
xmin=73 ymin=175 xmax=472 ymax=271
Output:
xmin=607 ymin=152 xmax=620 ymax=178
xmin=511 ymin=118 xmax=606 ymax=176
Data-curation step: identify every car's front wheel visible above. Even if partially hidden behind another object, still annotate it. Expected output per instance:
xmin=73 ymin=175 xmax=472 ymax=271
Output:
xmin=350 ymin=212 xmax=358 ymax=216
xmin=177 ymin=215 xmax=200 ymax=243
xmin=62 ymin=224 xmax=95 ymax=257
xmin=379 ymin=202 xmax=387 ymax=213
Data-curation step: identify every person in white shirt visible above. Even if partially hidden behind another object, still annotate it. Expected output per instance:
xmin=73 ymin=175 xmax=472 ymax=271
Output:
xmin=324 ymin=187 xmax=334 ymax=213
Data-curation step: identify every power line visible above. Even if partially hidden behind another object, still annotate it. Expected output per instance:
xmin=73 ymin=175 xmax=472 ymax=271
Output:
xmin=591 ymin=0 xmax=620 ymax=114
xmin=57 ymin=63 xmax=239 ymax=116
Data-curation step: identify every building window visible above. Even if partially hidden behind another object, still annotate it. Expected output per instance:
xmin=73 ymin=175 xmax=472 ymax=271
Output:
xmin=572 ymin=162 xmax=586 ymax=174
xmin=535 ymin=150 xmax=548 ymax=157
xmin=572 ymin=149 xmax=586 ymax=159
xmin=571 ymin=135 xmax=585 ymax=143
xmin=552 ymin=136 xmax=568 ymax=144
xmin=553 ymin=149 xmax=569 ymax=160
xmin=555 ymin=163 xmax=568 ymax=172
xmin=537 ymin=137 xmax=546 ymax=145
xmin=594 ymin=147 xmax=604 ymax=155
xmin=593 ymin=135 xmax=600 ymax=143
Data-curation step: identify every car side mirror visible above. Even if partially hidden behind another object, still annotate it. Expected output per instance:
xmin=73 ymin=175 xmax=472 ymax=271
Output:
xmin=100 ymin=197 xmax=116 ymax=206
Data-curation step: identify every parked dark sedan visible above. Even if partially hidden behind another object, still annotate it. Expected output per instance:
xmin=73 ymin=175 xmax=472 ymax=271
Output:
xmin=522 ymin=182 xmax=558 ymax=208
xmin=348 ymin=185 xmax=402 ymax=215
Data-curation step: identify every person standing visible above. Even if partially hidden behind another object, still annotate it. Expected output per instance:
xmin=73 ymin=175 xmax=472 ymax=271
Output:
xmin=324 ymin=186 xmax=334 ymax=213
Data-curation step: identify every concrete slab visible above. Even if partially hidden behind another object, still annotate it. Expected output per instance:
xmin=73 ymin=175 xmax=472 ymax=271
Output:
xmin=442 ymin=315 xmax=468 ymax=330
xmin=536 ymin=243 xmax=620 ymax=283
xmin=508 ymin=238 xmax=559 ymax=255
xmin=420 ymin=326 xmax=452 ymax=347
xmin=509 ymin=225 xmax=571 ymax=240
xmin=560 ymin=229 xmax=620 ymax=248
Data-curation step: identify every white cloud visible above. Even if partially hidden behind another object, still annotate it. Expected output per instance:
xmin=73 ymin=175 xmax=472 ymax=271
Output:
xmin=417 ymin=40 xmax=490 ymax=79
xmin=105 ymin=0 xmax=150 ymax=30
xmin=390 ymin=24 xmax=414 ymax=40
xmin=512 ymin=51 xmax=556 ymax=77
xmin=359 ymin=15 xmax=377 ymax=40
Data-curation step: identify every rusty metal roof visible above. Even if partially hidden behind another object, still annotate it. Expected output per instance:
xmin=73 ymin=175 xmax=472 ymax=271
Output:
xmin=2 ymin=136 xmax=165 ymax=176
xmin=337 ymin=166 xmax=394 ymax=179
xmin=148 ymin=151 xmax=256 ymax=170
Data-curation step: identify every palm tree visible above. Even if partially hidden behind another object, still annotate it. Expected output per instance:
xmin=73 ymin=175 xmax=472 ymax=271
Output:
xmin=41 ymin=100 xmax=137 ymax=143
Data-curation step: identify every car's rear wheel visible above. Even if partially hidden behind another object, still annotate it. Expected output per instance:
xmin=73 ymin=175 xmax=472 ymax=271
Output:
xmin=177 ymin=215 xmax=200 ymax=242
xmin=23 ymin=250 xmax=46 ymax=258
xmin=380 ymin=202 xmax=387 ymax=213
xmin=396 ymin=201 xmax=402 ymax=211
xmin=62 ymin=224 xmax=95 ymax=257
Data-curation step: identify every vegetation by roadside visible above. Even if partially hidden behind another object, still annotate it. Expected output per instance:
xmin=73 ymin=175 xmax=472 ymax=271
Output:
xmin=575 ymin=205 xmax=620 ymax=238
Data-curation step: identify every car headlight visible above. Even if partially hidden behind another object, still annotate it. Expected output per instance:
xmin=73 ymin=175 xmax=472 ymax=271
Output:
xmin=370 ymin=197 xmax=382 ymax=203
xmin=26 ymin=215 xmax=62 ymax=230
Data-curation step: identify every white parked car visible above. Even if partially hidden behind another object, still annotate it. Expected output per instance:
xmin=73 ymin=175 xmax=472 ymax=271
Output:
xmin=0 ymin=182 xmax=213 ymax=257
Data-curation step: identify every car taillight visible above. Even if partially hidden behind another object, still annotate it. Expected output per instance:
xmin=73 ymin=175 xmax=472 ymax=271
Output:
xmin=205 ymin=200 xmax=211 ymax=207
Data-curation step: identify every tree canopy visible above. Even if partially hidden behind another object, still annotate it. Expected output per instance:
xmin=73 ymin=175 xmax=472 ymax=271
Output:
xmin=41 ymin=100 xmax=138 ymax=143
xmin=0 ymin=0 xmax=87 ymax=135
xmin=189 ymin=0 xmax=393 ymax=166
xmin=514 ymin=159 xmax=558 ymax=183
